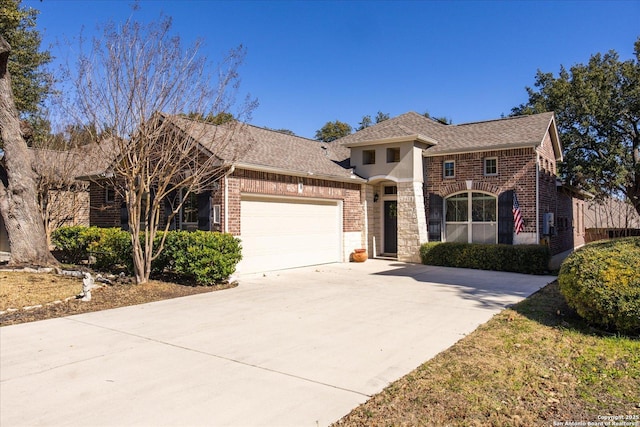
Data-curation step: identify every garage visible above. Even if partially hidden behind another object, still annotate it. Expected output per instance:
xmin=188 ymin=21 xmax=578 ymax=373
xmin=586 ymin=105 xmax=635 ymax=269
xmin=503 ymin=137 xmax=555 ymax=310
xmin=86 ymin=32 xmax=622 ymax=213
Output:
xmin=238 ymin=195 xmax=342 ymax=274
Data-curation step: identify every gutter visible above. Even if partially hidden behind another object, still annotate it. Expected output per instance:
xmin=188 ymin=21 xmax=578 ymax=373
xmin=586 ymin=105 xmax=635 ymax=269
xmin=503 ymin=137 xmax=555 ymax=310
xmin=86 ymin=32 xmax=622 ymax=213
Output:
xmin=343 ymin=134 xmax=438 ymax=148
xmin=536 ymin=152 xmax=540 ymax=243
xmin=233 ymin=162 xmax=366 ymax=184
xmin=75 ymin=170 xmax=115 ymax=181
xmin=422 ymin=142 xmax=539 ymax=157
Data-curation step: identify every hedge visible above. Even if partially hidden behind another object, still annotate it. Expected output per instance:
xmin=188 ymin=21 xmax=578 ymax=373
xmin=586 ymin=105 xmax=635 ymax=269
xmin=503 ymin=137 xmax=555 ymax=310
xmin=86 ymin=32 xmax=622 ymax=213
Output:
xmin=153 ymin=230 xmax=242 ymax=285
xmin=558 ymin=237 xmax=640 ymax=335
xmin=420 ymin=242 xmax=550 ymax=275
xmin=52 ymin=226 xmax=242 ymax=285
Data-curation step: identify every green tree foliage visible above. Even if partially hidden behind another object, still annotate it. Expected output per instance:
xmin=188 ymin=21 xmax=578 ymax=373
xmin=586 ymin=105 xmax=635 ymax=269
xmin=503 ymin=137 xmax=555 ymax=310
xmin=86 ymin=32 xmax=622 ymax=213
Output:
xmin=272 ymin=128 xmax=295 ymax=135
xmin=374 ymin=111 xmax=390 ymax=123
xmin=315 ymin=120 xmax=352 ymax=142
xmin=357 ymin=111 xmax=390 ymax=131
xmin=0 ymin=0 xmax=52 ymax=121
xmin=512 ymin=38 xmax=640 ymax=215
xmin=357 ymin=115 xmax=372 ymax=131
xmin=185 ymin=111 xmax=235 ymax=125
xmin=423 ymin=111 xmax=452 ymax=125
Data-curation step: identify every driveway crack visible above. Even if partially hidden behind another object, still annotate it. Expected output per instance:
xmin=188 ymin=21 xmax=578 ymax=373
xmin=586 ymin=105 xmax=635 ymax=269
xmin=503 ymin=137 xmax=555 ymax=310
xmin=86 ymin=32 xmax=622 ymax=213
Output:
xmin=66 ymin=317 xmax=372 ymax=399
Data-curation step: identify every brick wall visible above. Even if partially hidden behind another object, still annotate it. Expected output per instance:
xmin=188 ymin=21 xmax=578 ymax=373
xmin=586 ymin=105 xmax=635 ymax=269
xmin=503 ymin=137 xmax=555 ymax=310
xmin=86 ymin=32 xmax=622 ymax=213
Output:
xmin=228 ymin=169 xmax=363 ymax=236
xmin=537 ymin=132 xmax=560 ymax=252
xmin=89 ymin=181 xmax=121 ymax=228
xmin=425 ymin=147 xmax=538 ymax=234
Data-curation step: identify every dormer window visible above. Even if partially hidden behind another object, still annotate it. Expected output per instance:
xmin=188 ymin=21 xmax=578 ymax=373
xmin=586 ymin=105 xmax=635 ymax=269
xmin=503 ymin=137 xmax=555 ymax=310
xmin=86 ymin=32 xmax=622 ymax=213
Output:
xmin=363 ymin=150 xmax=376 ymax=165
xmin=387 ymin=147 xmax=400 ymax=163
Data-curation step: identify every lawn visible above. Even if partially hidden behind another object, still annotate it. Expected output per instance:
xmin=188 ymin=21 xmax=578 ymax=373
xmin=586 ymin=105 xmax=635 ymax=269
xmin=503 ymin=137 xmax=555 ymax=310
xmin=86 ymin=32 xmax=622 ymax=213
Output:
xmin=333 ymin=281 xmax=640 ymax=426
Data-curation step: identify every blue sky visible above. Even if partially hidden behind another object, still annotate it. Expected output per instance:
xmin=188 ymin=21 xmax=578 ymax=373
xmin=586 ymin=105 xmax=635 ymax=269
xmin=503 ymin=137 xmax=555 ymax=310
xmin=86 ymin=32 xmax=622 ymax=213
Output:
xmin=30 ymin=0 xmax=640 ymax=139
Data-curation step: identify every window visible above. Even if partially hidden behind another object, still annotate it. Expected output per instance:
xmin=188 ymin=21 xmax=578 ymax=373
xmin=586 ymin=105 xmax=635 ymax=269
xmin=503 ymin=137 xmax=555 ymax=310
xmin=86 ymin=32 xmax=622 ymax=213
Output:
xmin=363 ymin=150 xmax=376 ymax=165
xmin=105 ymin=186 xmax=116 ymax=203
xmin=384 ymin=185 xmax=398 ymax=195
xmin=180 ymin=190 xmax=198 ymax=229
xmin=484 ymin=157 xmax=497 ymax=176
xmin=386 ymin=147 xmax=400 ymax=163
xmin=445 ymin=192 xmax=497 ymax=243
xmin=212 ymin=204 xmax=221 ymax=225
xmin=443 ymin=160 xmax=455 ymax=178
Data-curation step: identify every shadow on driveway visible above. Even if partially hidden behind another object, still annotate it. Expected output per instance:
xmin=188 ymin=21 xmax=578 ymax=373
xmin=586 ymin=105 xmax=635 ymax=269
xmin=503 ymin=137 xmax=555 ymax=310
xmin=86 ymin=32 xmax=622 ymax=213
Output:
xmin=371 ymin=262 xmax=556 ymax=311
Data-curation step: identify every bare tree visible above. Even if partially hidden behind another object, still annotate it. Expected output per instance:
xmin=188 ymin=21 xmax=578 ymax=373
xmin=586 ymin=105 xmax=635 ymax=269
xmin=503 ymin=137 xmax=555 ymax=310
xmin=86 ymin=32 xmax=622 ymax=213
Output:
xmin=31 ymin=147 xmax=89 ymax=245
xmin=0 ymin=35 xmax=57 ymax=265
xmin=61 ymin=15 xmax=256 ymax=284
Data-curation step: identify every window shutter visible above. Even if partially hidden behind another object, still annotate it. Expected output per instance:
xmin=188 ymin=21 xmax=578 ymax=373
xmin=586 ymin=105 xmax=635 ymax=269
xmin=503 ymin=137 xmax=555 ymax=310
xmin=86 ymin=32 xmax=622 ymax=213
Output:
xmin=197 ymin=193 xmax=211 ymax=231
xmin=120 ymin=202 xmax=129 ymax=231
xmin=428 ymin=193 xmax=443 ymax=242
xmin=498 ymin=190 xmax=514 ymax=244
xmin=164 ymin=190 xmax=177 ymax=231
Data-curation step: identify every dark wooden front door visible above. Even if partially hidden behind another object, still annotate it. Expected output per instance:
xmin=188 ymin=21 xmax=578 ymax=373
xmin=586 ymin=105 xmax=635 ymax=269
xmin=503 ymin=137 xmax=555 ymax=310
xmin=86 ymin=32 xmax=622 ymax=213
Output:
xmin=384 ymin=200 xmax=398 ymax=254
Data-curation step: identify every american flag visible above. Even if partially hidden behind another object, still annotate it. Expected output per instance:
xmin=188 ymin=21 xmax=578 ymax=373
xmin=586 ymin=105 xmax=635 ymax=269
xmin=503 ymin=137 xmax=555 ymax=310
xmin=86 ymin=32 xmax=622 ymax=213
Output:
xmin=513 ymin=193 xmax=525 ymax=234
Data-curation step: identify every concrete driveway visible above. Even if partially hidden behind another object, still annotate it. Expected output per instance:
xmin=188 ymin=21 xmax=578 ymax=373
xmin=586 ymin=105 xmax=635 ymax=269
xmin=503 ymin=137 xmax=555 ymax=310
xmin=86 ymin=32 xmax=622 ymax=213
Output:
xmin=1 ymin=260 xmax=555 ymax=427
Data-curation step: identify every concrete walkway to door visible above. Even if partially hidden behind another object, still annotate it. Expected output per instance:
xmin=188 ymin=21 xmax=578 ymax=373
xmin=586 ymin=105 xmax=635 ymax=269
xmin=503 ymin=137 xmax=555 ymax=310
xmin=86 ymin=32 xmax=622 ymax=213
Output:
xmin=1 ymin=261 xmax=555 ymax=427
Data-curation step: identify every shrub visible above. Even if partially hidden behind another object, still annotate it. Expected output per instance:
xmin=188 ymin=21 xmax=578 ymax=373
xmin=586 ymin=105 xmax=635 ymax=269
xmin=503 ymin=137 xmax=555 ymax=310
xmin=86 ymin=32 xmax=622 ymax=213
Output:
xmin=160 ymin=230 xmax=242 ymax=285
xmin=52 ymin=226 xmax=102 ymax=263
xmin=558 ymin=237 xmax=640 ymax=335
xmin=420 ymin=242 xmax=550 ymax=275
xmin=52 ymin=226 xmax=242 ymax=285
xmin=87 ymin=227 xmax=133 ymax=273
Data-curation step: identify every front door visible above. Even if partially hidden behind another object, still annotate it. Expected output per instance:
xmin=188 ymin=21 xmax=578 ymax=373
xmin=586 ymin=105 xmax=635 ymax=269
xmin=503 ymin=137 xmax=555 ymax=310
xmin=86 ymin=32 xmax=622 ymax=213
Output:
xmin=384 ymin=200 xmax=398 ymax=254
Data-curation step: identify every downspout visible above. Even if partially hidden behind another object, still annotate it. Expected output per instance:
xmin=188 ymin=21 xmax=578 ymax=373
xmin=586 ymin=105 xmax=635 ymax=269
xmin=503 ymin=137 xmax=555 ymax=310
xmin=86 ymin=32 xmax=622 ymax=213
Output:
xmin=223 ymin=164 xmax=235 ymax=233
xmin=536 ymin=152 xmax=540 ymax=243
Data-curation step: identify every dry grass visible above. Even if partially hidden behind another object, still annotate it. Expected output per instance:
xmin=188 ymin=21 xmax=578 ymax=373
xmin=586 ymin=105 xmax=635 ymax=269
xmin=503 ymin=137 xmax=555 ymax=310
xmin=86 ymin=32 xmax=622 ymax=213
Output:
xmin=0 ymin=272 xmax=82 ymax=310
xmin=0 ymin=271 xmax=235 ymax=326
xmin=333 ymin=281 xmax=640 ymax=426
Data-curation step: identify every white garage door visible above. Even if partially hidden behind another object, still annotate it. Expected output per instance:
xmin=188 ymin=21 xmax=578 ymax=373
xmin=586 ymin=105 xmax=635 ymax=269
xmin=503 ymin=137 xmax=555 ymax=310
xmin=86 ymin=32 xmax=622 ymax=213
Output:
xmin=238 ymin=195 xmax=342 ymax=274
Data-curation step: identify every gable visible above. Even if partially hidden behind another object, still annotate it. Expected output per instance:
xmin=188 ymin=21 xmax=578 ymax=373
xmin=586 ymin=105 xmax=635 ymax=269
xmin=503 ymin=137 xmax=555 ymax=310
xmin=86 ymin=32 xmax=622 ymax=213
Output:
xmin=336 ymin=111 xmax=560 ymax=159
xmin=168 ymin=116 xmax=362 ymax=182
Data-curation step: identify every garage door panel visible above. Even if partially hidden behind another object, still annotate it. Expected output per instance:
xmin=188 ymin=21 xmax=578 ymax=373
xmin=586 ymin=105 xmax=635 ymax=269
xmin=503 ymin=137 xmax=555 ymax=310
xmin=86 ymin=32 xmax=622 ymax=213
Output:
xmin=239 ymin=196 xmax=341 ymax=274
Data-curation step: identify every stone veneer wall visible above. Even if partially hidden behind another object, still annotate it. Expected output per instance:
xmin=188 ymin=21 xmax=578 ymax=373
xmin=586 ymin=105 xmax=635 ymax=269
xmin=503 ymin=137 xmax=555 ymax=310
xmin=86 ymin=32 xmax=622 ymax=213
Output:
xmin=397 ymin=181 xmax=427 ymax=262
xmin=363 ymin=184 xmax=377 ymax=256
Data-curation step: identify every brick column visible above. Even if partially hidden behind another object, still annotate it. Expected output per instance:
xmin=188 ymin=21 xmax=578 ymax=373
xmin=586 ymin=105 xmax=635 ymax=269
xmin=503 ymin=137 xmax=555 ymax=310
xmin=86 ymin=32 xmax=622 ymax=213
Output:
xmin=397 ymin=181 xmax=428 ymax=263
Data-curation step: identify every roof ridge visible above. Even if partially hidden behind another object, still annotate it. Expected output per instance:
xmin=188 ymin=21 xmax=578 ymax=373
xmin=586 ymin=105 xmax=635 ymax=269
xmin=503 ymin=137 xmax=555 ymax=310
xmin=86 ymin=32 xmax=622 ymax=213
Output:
xmin=456 ymin=111 xmax=554 ymax=127
xmin=242 ymin=122 xmax=320 ymax=143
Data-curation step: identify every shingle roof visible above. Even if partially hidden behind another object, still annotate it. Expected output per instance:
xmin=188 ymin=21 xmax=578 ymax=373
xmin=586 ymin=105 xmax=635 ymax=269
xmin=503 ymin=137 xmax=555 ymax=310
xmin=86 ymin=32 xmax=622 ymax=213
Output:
xmin=33 ymin=138 xmax=121 ymax=181
xmin=337 ymin=111 xmax=559 ymax=157
xmin=337 ymin=112 xmax=448 ymax=146
xmin=83 ymin=111 xmax=558 ymax=182
xmin=167 ymin=116 xmax=361 ymax=181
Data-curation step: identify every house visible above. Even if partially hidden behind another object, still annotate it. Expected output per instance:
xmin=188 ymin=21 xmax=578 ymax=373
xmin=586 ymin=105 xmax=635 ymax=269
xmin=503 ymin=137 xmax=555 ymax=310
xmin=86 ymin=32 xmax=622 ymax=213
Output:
xmin=339 ymin=111 xmax=589 ymax=260
xmin=584 ymin=197 xmax=640 ymax=242
xmin=87 ymin=111 xmax=589 ymax=273
xmin=0 ymin=141 xmax=117 ymax=260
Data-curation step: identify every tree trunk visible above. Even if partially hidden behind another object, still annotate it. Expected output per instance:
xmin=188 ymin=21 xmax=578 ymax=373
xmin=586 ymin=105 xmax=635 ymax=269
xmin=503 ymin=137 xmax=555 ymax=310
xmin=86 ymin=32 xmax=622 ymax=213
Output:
xmin=0 ymin=36 xmax=57 ymax=266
